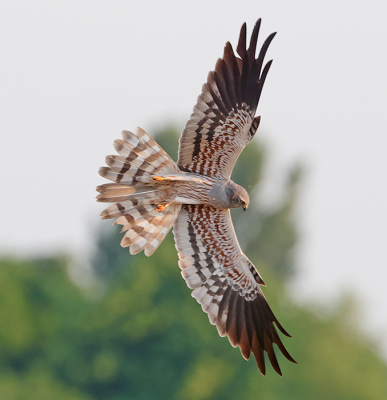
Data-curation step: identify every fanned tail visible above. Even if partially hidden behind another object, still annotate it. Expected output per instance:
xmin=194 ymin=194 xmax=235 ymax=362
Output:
xmin=97 ymin=127 xmax=182 ymax=256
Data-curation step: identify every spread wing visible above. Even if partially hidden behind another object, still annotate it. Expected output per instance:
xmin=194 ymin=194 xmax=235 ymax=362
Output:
xmin=173 ymin=205 xmax=296 ymax=376
xmin=177 ymin=19 xmax=275 ymax=179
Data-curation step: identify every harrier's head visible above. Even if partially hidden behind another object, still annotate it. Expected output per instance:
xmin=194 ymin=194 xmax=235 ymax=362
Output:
xmin=228 ymin=183 xmax=250 ymax=211
xmin=209 ymin=181 xmax=250 ymax=210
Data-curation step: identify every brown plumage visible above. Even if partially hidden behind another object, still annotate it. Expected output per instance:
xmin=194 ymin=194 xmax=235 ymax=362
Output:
xmin=97 ymin=19 xmax=296 ymax=375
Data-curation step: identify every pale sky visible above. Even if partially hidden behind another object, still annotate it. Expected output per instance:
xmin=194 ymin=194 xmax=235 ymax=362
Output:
xmin=1 ymin=1 xmax=387 ymax=356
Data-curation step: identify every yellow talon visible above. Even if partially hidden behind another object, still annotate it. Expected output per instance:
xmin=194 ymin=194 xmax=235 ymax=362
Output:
xmin=153 ymin=176 xmax=164 ymax=181
xmin=156 ymin=204 xmax=166 ymax=211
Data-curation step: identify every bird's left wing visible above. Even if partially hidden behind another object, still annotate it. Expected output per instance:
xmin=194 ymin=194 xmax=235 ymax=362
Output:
xmin=177 ymin=19 xmax=275 ymax=179
xmin=173 ymin=205 xmax=296 ymax=375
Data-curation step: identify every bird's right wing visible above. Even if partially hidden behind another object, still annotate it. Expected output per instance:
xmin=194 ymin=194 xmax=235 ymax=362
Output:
xmin=173 ymin=204 xmax=296 ymax=375
xmin=177 ymin=19 xmax=275 ymax=179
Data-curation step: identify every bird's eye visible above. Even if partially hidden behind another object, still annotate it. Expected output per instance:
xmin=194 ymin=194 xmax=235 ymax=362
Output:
xmin=240 ymin=200 xmax=246 ymax=206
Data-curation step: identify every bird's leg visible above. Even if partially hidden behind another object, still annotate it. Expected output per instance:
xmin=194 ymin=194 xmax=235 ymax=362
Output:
xmin=155 ymin=198 xmax=176 ymax=212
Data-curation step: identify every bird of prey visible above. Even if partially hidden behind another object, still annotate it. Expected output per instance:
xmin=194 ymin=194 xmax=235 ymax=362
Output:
xmin=97 ymin=19 xmax=296 ymax=375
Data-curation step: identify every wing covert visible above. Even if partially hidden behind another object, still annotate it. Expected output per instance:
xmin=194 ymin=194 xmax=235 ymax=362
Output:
xmin=177 ymin=19 xmax=275 ymax=179
xmin=173 ymin=204 xmax=296 ymax=375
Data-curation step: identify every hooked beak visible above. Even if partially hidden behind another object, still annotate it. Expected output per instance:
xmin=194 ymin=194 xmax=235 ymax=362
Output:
xmin=242 ymin=204 xmax=248 ymax=211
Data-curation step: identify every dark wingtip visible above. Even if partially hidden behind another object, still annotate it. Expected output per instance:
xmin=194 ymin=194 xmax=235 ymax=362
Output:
xmin=273 ymin=318 xmax=292 ymax=338
xmin=247 ymin=19 xmax=261 ymax=61
xmin=268 ymin=347 xmax=282 ymax=376
xmin=266 ymin=31 xmax=277 ymax=43
xmin=259 ymin=59 xmax=274 ymax=86
xmin=237 ymin=22 xmax=247 ymax=57
xmin=223 ymin=41 xmax=233 ymax=58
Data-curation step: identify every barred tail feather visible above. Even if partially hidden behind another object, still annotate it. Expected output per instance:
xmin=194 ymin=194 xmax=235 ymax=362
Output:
xmin=116 ymin=203 xmax=180 ymax=255
xmin=97 ymin=127 xmax=181 ymax=255
xmin=144 ymin=204 xmax=181 ymax=256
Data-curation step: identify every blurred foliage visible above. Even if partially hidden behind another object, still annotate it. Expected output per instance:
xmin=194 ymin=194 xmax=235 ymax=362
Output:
xmin=1 ymin=127 xmax=387 ymax=399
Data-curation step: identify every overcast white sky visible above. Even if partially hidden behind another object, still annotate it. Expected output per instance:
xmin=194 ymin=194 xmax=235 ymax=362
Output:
xmin=1 ymin=1 xmax=386 ymax=356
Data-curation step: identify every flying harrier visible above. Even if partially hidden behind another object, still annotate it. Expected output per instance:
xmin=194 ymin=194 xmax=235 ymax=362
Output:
xmin=97 ymin=19 xmax=296 ymax=375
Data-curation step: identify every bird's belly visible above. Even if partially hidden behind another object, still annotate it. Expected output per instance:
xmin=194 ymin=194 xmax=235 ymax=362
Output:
xmin=174 ymin=196 xmax=202 ymax=205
